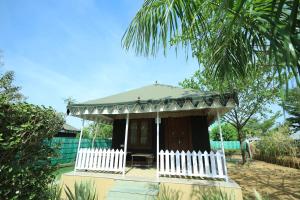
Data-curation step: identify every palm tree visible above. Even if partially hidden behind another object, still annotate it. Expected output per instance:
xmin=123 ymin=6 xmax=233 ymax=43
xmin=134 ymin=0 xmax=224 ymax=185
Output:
xmin=122 ymin=0 xmax=300 ymax=87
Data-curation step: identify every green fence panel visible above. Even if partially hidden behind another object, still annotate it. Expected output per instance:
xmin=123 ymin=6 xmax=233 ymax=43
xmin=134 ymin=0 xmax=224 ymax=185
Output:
xmin=210 ymin=141 xmax=240 ymax=150
xmin=49 ymin=137 xmax=112 ymax=165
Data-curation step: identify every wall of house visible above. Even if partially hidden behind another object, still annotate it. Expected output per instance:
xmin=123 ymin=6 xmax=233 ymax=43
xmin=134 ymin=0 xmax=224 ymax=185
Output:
xmin=112 ymin=118 xmax=162 ymax=155
xmin=111 ymin=119 xmax=125 ymax=150
xmin=111 ymin=116 xmax=210 ymax=154
xmin=190 ymin=116 xmax=211 ymax=152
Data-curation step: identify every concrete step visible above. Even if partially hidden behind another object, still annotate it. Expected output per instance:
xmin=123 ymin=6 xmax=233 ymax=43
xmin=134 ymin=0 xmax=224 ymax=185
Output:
xmin=107 ymin=180 xmax=159 ymax=200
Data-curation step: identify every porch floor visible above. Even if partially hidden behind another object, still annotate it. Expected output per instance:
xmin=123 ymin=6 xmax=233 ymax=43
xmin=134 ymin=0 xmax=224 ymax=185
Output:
xmin=65 ymin=167 xmax=239 ymax=189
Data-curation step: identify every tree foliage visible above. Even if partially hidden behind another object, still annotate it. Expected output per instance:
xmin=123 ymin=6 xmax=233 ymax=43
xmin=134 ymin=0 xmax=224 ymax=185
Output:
xmin=210 ymin=123 xmax=238 ymax=141
xmin=0 ymin=70 xmax=24 ymax=102
xmin=82 ymin=122 xmax=113 ymax=139
xmin=243 ymin=112 xmax=281 ymax=136
xmin=283 ymin=88 xmax=300 ymax=132
xmin=123 ymin=0 xmax=300 ymax=87
xmin=0 ymin=68 xmax=64 ymax=199
xmin=180 ymin=68 xmax=279 ymax=163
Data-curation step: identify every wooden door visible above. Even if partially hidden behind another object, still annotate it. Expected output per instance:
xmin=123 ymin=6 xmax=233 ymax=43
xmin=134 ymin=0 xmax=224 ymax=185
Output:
xmin=165 ymin=117 xmax=192 ymax=151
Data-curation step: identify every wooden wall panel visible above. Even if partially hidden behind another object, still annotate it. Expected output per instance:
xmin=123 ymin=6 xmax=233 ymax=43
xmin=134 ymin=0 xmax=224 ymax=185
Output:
xmin=191 ymin=116 xmax=211 ymax=152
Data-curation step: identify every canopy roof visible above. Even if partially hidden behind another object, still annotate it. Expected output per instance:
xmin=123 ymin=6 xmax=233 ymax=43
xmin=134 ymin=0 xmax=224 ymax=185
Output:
xmin=67 ymin=84 xmax=238 ymax=124
xmin=61 ymin=123 xmax=80 ymax=133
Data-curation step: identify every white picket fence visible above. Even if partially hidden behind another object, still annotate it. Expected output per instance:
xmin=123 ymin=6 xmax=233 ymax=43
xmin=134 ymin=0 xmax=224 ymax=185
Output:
xmin=75 ymin=148 xmax=125 ymax=172
xmin=159 ymin=150 xmax=227 ymax=179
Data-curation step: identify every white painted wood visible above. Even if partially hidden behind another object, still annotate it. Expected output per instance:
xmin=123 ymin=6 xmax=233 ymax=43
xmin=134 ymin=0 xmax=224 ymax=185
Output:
xmin=105 ymin=149 xmax=111 ymax=170
xmin=157 ymin=149 xmax=227 ymax=180
xmin=198 ymin=151 xmax=204 ymax=176
xmin=192 ymin=151 xmax=198 ymax=175
xmin=181 ymin=150 xmax=186 ymax=175
xmin=160 ymin=150 xmax=164 ymax=174
xmin=186 ymin=151 xmax=192 ymax=175
xmin=204 ymin=151 xmax=210 ymax=176
xmin=109 ymin=149 xmax=115 ymax=169
xmin=76 ymin=148 xmax=228 ymax=178
xmin=101 ymin=149 xmax=107 ymax=169
xmin=216 ymin=151 xmax=223 ymax=176
xmin=122 ymin=113 xmax=129 ymax=176
xmin=175 ymin=150 xmax=180 ymax=175
xmin=81 ymin=148 xmax=87 ymax=169
xmin=217 ymin=111 xmax=228 ymax=181
xmin=96 ymin=149 xmax=102 ymax=170
xmin=156 ymin=112 xmax=160 ymax=180
xmin=92 ymin=149 xmax=98 ymax=170
xmin=75 ymin=148 xmax=125 ymax=172
xmin=88 ymin=149 xmax=94 ymax=169
xmin=119 ymin=149 xmax=124 ymax=170
xmin=76 ymin=149 xmax=83 ymax=170
xmin=114 ymin=149 xmax=119 ymax=171
xmin=83 ymin=148 xmax=88 ymax=169
xmin=210 ymin=151 xmax=217 ymax=176
xmin=165 ymin=150 xmax=170 ymax=175
xmin=170 ymin=151 xmax=175 ymax=175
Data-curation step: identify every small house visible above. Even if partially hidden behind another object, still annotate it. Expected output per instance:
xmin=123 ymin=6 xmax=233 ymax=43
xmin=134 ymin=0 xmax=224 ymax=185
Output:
xmin=63 ymin=84 xmax=242 ymax=200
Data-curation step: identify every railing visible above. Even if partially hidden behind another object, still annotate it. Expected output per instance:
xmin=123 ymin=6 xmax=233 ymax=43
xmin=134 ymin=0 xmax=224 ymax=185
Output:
xmin=159 ymin=150 xmax=227 ymax=180
xmin=75 ymin=148 xmax=125 ymax=172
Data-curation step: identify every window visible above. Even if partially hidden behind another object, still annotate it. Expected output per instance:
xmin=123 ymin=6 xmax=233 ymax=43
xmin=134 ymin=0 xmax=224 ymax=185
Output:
xmin=140 ymin=121 xmax=148 ymax=145
xmin=130 ymin=121 xmax=138 ymax=145
xmin=129 ymin=119 xmax=152 ymax=149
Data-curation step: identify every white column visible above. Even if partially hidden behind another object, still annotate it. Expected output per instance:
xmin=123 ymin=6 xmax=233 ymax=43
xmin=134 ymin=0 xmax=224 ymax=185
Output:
xmin=217 ymin=111 xmax=228 ymax=182
xmin=156 ymin=112 xmax=160 ymax=180
xmin=75 ymin=119 xmax=85 ymax=172
xmin=122 ymin=113 xmax=129 ymax=176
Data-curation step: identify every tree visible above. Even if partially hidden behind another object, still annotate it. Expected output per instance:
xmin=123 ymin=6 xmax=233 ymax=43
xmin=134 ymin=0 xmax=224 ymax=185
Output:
xmin=82 ymin=123 xmax=113 ymax=139
xmin=243 ymin=112 xmax=281 ymax=136
xmin=283 ymin=88 xmax=300 ymax=132
xmin=122 ymin=0 xmax=300 ymax=87
xmin=210 ymin=123 xmax=238 ymax=141
xmin=0 ymin=67 xmax=64 ymax=199
xmin=0 ymin=70 xmax=24 ymax=102
xmin=180 ymin=68 xmax=279 ymax=163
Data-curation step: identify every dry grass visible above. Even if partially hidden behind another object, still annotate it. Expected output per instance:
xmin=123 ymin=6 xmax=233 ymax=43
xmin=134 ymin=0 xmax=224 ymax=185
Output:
xmin=228 ymin=157 xmax=300 ymax=200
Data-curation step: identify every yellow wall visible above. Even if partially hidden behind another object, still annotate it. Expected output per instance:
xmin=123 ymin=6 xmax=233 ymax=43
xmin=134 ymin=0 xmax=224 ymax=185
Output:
xmin=60 ymin=174 xmax=115 ymax=200
xmin=160 ymin=182 xmax=243 ymax=200
xmin=60 ymin=174 xmax=243 ymax=200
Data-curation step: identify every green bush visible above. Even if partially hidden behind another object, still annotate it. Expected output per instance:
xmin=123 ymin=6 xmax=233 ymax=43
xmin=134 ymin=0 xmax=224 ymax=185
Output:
xmin=0 ymin=100 xmax=64 ymax=199
xmin=254 ymin=125 xmax=299 ymax=168
xmin=210 ymin=123 xmax=238 ymax=141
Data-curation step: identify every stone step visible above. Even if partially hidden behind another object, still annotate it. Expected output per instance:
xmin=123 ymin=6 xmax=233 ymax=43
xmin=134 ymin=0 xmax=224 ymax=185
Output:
xmin=107 ymin=180 xmax=159 ymax=200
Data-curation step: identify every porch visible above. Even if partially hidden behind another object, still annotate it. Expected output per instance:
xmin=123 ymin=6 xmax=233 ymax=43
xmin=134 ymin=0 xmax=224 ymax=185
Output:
xmin=61 ymin=168 xmax=242 ymax=200
xmin=74 ymin=148 xmax=228 ymax=180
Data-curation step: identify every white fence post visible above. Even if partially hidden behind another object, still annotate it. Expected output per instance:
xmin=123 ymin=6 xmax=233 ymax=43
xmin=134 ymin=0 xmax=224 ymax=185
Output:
xmin=157 ymin=150 xmax=226 ymax=179
xmin=75 ymin=148 xmax=228 ymax=179
xmin=160 ymin=150 xmax=164 ymax=175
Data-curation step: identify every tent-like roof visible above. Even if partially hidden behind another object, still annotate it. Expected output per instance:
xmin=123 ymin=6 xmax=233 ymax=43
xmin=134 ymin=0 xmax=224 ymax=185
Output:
xmin=67 ymin=84 xmax=238 ymax=124
xmin=61 ymin=123 xmax=80 ymax=133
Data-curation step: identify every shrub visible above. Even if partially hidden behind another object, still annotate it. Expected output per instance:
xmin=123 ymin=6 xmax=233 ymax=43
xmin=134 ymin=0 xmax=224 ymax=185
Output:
xmin=254 ymin=125 xmax=299 ymax=168
xmin=210 ymin=123 xmax=238 ymax=141
xmin=0 ymin=100 xmax=64 ymax=199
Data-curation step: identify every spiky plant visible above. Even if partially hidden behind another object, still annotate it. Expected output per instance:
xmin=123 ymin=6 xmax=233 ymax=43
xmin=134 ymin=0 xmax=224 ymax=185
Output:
xmin=65 ymin=181 xmax=97 ymax=200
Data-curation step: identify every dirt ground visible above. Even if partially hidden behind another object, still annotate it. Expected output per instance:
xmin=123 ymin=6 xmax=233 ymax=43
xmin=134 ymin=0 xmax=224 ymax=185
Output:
xmin=227 ymin=157 xmax=300 ymax=200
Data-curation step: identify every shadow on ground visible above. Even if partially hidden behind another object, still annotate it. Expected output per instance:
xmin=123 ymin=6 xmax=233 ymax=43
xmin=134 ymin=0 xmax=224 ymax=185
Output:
xmin=228 ymin=158 xmax=300 ymax=200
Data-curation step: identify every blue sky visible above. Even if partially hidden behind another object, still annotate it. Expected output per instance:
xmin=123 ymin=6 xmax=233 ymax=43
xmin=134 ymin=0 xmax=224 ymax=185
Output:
xmin=0 ymin=0 xmax=199 ymax=128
